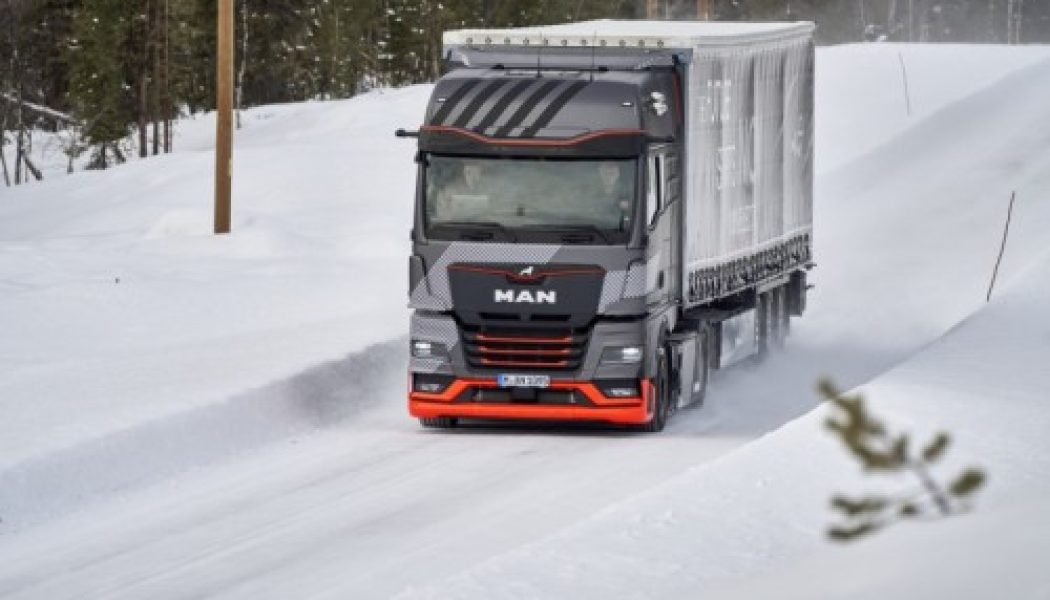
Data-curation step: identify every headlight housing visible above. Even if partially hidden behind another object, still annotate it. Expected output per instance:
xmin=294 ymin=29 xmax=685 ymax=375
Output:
xmin=411 ymin=340 xmax=449 ymax=359
xmin=596 ymin=379 xmax=641 ymax=398
xmin=600 ymin=346 xmax=644 ymax=365
xmin=413 ymin=373 xmax=454 ymax=394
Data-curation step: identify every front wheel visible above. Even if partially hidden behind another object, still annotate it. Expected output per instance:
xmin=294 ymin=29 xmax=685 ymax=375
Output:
xmin=637 ymin=348 xmax=671 ymax=433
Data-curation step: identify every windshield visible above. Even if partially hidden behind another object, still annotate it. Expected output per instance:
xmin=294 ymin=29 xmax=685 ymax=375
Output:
xmin=424 ymin=155 xmax=637 ymax=243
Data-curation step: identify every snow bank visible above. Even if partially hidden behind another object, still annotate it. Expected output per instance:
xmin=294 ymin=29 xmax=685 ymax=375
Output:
xmin=0 ymin=87 xmax=428 ymax=475
xmin=816 ymin=43 xmax=1050 ymax=173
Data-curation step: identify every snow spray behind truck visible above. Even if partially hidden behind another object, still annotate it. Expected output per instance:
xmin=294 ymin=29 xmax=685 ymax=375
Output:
xmin=400 ymin=20 xmax=814 ymax=431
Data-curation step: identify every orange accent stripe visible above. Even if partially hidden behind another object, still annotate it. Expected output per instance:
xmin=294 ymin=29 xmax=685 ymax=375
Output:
xmin=408 ymin=377 xmax=648 ymax=408
xmin=480 ymin=357 xmax=569 ymax=368
xmin=410 ymin=402 xmax=648 ymax=425
xmin=448 ymin=264 xmax=604 ymax=280
xmin=409 ymin=378 xmax=653 ymax=425
xmin=421 ymin=125 xmax=646 ymax=148
xmin=475 ymin=333 xmax=573 ymax=344
xmin=477 ymin=346 xmax=572 ymax=356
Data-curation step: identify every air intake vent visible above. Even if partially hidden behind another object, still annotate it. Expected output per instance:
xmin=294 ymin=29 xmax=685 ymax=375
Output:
xmin=461 ymin=325 xmax=588 ymax=371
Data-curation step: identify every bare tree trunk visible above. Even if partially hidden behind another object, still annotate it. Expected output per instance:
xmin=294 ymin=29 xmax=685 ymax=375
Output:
xmin=22 ymin=149 xmax=41 ymax=181
xmin=138 ymin=76 xmax=148 ymax=158
xmin=1 ymin=131 xmax=10 ymax=186
xmin=163 ymin=0 xmax=171 ymax=152
xmin=9 ymin=5 xmax=25 ymax=185
xmin=1008 ymin=0 xmax=1024 ymax=44
xmin=1018 ymin=0 xmax=1025 ymax=43
xmin=138 ymin=1 xmax=149 ymax=158
xmin=919 ymin=0 xmax=929 ymax=41
xmin=236 ymin=0 xmax=247 ymax=129
xmin=151 ymin=0 xmax=160 ymax=156
xmin=14 ymin=109 xmax=23 ymax=185
xmin=905 ymin=0 xmax=914 ymax=41
xmin=887 ymin=0 xmax=898 ymax=38
xmin=988 ymin=0 xmax=998 ymax=42
xmin=1007 ymin=0 xmax=1015 ymax=43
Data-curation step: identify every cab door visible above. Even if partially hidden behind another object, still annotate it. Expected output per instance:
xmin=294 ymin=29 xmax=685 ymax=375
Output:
xmin=645 ymin=147 xmax=676 ymax=308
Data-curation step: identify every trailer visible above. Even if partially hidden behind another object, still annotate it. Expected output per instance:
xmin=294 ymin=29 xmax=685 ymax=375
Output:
xmin=401 ymin=20 xmax=814 ymax=431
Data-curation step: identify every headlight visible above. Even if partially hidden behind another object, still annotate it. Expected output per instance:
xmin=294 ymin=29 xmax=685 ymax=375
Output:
xmin=411 ymin=340 xmax=449 ymax=359
xmin=600 ymin=346 xmax=644 ymax=364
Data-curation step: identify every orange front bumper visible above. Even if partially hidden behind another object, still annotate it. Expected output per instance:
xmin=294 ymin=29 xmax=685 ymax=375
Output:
xmin=409 ymin=378 xmax=653 ymax=426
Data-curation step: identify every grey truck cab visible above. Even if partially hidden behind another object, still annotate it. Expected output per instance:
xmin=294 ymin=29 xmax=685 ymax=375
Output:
xmin=402 ymin=21 xmax=814 ymax=431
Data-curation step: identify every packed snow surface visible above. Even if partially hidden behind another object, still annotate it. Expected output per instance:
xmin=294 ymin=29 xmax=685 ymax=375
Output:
xmin=1 ymin=43 xmax=1049 ymax=598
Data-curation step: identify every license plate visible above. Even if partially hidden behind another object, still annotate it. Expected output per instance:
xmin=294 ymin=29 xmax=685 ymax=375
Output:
xmin=498 ymin=374 xmax=550 ymax=388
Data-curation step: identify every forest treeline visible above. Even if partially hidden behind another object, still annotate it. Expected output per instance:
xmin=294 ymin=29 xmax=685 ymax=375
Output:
xmin=2 ymin=0 xmax=1048 ymax=177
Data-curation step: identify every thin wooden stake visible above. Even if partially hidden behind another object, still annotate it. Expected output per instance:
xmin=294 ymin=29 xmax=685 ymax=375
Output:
xmin=987 ymin=191 xmax=1017 ymax=302
xmin=898 ymin=52 xmax=912 ymax=117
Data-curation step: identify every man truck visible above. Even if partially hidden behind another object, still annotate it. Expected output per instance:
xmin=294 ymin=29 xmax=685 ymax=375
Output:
xmin=400 ymin=20 xmax=814 ymax=431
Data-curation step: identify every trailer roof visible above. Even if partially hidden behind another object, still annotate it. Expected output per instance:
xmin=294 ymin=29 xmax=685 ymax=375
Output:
xmin=444 ymin=20 xmax=814 ymax=49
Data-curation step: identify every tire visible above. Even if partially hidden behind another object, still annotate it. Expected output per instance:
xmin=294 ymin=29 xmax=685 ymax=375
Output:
xmin=771 ymin=287 xmax=786 ymax=349
xmin=419 ymin=416 xmax=458 ymax=429
xmin=755 ymin=292 xmax=770 ymax=361
xmin=638 ymin=347 xmax=671 ymax=433
xmin=692 ymin=328 xmax=711 ymax=408
xmin=779 ymin=286 xmax=791 ymax=341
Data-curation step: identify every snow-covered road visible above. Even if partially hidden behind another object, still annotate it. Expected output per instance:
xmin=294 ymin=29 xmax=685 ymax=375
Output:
xmin=2 ymin=44 xmax=1050 ymax=598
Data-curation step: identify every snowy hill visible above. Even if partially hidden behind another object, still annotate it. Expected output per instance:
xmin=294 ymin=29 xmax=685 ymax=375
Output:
xmin=1 ymin=43 xmax=1050 ymax=598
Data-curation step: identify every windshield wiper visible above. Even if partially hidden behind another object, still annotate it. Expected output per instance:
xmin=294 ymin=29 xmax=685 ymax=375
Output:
xmin=520 ymin=224 xmax=612 ymax=245
xmin=431 ymin=221 xmax=517 ymax=242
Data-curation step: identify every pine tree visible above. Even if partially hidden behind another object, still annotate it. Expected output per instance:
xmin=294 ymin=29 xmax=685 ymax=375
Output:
xmin=818 ymin=379 xmax=987 ymax=542
xmin=68 ymin=0 xmax=135 ymax=168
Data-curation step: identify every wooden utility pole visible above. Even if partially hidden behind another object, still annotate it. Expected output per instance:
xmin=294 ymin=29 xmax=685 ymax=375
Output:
xmin=215 ymin=0 xmax=234 ymax=234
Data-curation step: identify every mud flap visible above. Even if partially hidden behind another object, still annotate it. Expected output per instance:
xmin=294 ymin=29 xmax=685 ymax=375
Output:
xmin=668 ymin=330 xmax=704 ymax=409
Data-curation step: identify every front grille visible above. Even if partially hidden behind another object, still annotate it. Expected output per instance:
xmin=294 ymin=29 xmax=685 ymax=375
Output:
xmin=461 ymin=324 xmax=589 ymax=371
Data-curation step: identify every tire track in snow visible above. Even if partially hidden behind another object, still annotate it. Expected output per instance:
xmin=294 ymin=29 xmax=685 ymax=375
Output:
xmin=0 ymin=336 xmax=407 ymax=534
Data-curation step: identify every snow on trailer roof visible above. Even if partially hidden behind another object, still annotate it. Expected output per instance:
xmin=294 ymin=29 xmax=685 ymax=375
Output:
xmin=444 ymin=19 xmax=814 ymax=50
